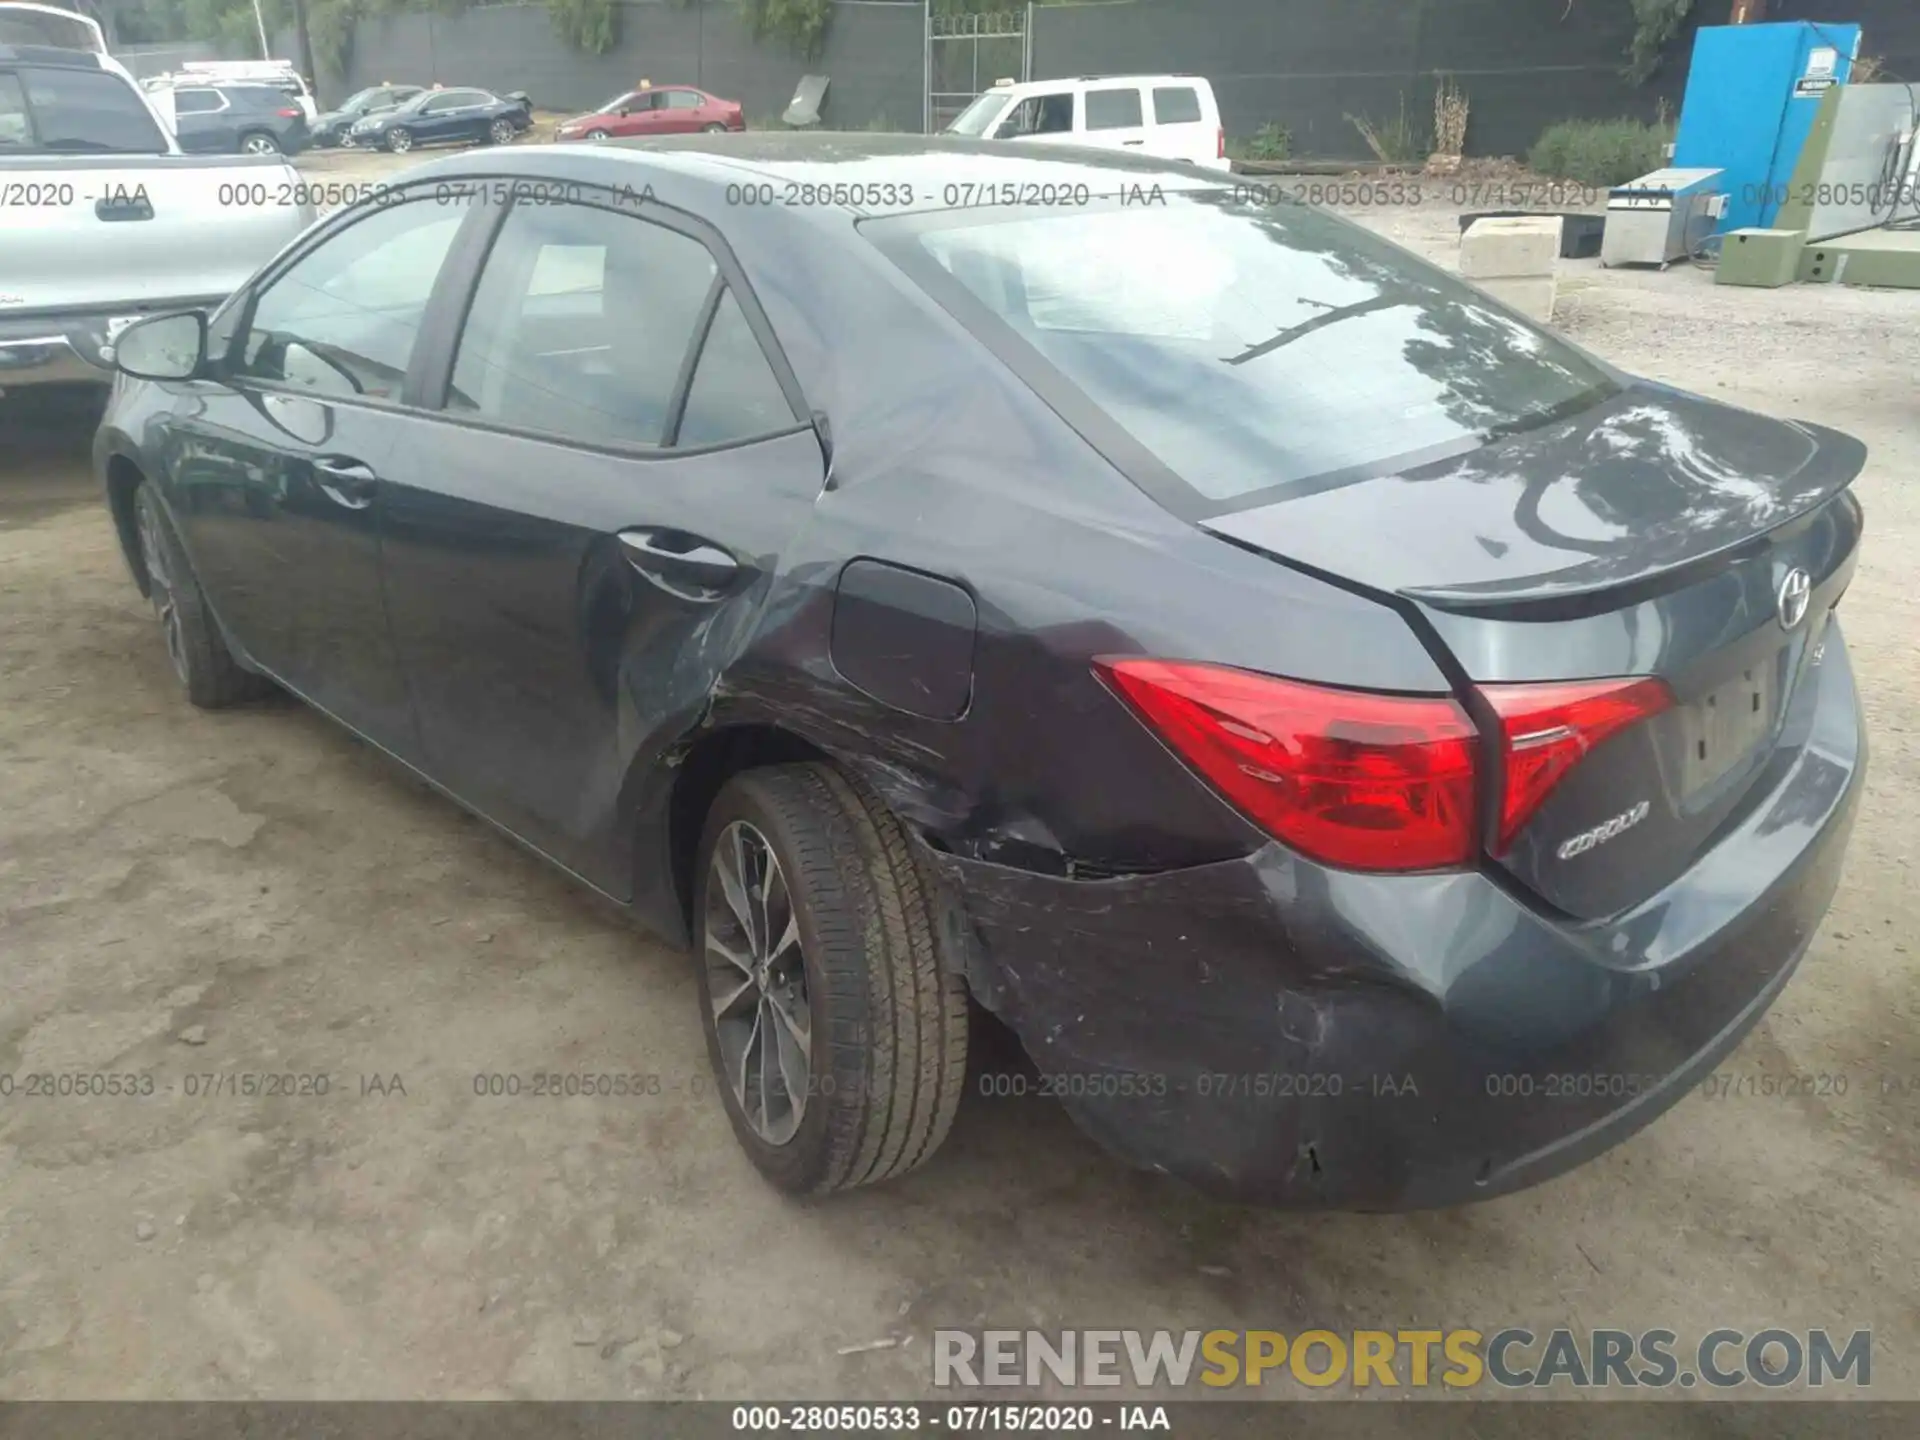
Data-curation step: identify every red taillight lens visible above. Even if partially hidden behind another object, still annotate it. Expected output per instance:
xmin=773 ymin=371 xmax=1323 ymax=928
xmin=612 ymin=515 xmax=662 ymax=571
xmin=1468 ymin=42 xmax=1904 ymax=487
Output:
xmin=1481 ymin=678 xmax=1672 ymax=855
xmin=1096 ymin=659 xmax=1478 ymax=872
xmin=277 ymin=107 xmax=301 ymax=118
xmin=1216 ymin=126 xmax=1226 ymax=159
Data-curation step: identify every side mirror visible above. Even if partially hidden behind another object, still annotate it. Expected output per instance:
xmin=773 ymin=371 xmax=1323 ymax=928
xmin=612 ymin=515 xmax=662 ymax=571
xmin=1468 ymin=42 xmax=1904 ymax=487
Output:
xmin=618 ymin=106 xmax=631 ymax=117
xmin=110 ymin=311 xmax=207 ymax=382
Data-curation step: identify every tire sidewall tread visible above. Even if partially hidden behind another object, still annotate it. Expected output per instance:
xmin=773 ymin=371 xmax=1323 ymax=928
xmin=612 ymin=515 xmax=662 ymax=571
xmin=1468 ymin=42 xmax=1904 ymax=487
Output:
xmin=694 ymin=762 xmax=968 ymax=1195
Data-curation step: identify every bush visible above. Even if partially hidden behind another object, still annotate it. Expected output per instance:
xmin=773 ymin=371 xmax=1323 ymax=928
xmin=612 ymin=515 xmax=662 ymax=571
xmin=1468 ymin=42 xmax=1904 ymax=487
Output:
xmin=1530 ymin=118 xmax=1670 ymax=187
xmin=1233 ymin=122 xmax=1291 ymax=163
xmin=1347 ymin=97 xmax=1428 ymax=167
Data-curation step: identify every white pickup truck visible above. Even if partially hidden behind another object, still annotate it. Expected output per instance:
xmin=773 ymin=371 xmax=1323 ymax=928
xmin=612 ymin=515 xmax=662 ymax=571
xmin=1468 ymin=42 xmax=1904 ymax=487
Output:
xmin=0 ymin=18 xmax=317 ymax=393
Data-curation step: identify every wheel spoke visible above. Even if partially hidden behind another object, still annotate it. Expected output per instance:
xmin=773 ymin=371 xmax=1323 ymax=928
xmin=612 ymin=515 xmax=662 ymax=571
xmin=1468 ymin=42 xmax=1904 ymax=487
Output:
xmin=750 ymin=845 xmax=774 ymax=962
xmin=766 ymin=983 xmax=810 ymax=1063
xmin=709 ymin=972 xmax=755 ymax=1020
xmin=756 ymin=998 xmax=780 ymax=1127
xmin=716 ymin=827 xmax=755 ymax=947
xmin=705 ymin=932 xmax=754 ymax=979
xmin=733 ymin=1005 xmax=762 ymax=1121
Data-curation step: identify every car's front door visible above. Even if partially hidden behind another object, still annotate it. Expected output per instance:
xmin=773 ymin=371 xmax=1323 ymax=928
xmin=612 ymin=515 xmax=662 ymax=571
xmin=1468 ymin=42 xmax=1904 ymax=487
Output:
xmin=377 ymin=189 xmax=824 ymax=896
xmin=412 ymin=91 xmax=465 ymax=143
xmin=993 ymin=89 xmax=1077 ymax=149
xmin=159 ymin=190 xmax=484 ymax=753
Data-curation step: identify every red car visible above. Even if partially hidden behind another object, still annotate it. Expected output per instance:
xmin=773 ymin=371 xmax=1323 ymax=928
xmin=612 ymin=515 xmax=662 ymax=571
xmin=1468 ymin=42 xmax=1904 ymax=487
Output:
xmin=555 ymin=85 xmax=744 ymax=141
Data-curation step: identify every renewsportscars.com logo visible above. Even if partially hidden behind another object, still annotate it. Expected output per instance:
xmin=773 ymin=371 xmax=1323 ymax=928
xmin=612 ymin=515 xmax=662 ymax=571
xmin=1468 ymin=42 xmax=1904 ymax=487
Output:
xmin=932 ymin=1328 xmax=1872 ymax=1391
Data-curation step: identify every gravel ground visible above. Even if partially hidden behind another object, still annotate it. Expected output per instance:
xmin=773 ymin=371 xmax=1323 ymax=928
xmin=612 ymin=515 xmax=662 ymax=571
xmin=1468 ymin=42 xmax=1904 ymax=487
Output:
xmin=0 ymin=145 xmax=1917 ymax=1407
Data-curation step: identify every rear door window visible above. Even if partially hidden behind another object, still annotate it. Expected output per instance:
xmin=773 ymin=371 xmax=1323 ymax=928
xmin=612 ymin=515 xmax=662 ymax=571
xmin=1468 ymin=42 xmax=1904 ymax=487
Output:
xmin=1084 ymin=87 xmax=1143 ymax=131
xmin=172 ymin=87 xmax=223 ymax=115
xmin=0 ymin=64 xmax=168 ymax=154
xmin=676 ymin=288 xmax=798 ymax=448
xmin=446 ymin=199 xmax=719 ymax=448
xmin=1152 ymin=86 xmax=1203 ymax=125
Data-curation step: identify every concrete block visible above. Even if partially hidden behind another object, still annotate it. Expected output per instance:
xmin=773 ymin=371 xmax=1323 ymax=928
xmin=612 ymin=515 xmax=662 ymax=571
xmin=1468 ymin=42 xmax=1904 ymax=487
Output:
xmin=1459 ymin=216 xmax=1562 ymax=280
xmin=1476 ymin=274 xmax=1557 ymax=324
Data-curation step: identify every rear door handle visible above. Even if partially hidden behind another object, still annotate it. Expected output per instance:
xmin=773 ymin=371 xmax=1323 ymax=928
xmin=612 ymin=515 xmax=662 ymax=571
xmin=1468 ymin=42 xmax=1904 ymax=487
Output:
xmin=96 ymin=195 xmax=154 ymax=221
xmin=618 ymin=528 xmax=739 ymax=592
xmin=1121 ymin=139 xmax=1145 ymax=146
xmin=312 ymin=454 xmax=377 ymax=510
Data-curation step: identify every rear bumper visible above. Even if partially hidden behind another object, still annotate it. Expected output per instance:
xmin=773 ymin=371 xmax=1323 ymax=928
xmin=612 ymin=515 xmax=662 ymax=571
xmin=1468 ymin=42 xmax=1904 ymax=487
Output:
xmin=934 ymin=627 xmax=1866 ymax=1210
xmin=0 ymin=303 xmax=225 ymax=390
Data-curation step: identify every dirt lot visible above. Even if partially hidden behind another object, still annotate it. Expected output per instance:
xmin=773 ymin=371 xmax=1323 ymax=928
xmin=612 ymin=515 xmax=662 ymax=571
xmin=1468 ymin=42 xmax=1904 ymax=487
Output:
xmin=2 ymin=145 xmax=1918 ymax=1407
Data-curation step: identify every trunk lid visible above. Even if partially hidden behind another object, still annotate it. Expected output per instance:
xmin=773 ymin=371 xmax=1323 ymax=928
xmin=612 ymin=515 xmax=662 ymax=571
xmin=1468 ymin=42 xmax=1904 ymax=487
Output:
xmin=0 ymin=154 xmax=310 ymax=316
xmin=1204 ymin=385 xmax=1866 ymax=917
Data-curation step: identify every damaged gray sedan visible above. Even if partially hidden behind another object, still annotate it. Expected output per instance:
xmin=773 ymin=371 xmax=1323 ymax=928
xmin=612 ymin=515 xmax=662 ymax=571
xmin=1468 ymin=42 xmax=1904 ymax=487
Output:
xmin=95 ymin=135 xmax=1866 ymax=1207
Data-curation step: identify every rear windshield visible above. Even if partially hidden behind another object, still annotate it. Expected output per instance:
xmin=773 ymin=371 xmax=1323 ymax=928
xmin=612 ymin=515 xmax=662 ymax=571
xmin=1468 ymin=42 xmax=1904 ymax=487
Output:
xmin=876 ymin=195 xmax=1619 ymax=508
xmin=0 ymin=64 xmax=167 ymax=153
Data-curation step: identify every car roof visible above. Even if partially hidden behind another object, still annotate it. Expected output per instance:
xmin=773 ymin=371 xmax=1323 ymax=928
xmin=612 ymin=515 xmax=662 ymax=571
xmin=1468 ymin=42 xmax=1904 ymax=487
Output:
xmin=0 ymin=40 xmax=102 ymax=68
xmin=406 ymin=131 xmax=1229 ymax=220
xmin=993 ymin=74 xmax=1211 ymax=93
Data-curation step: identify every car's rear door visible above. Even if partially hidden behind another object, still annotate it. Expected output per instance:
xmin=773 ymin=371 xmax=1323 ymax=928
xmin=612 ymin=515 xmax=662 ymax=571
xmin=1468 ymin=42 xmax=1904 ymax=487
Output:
xmin=167 ymin=85 xmax=228 ymax=152
xmin=1080 ymin=83 xmax=1149 ymax=156
xmin=377 ymin=187 xmax=823 ymax=897
xmin=657 ymin=88 xmax=704 ymax=134
xmin=158 ymin=187 xmax=487 ymax=753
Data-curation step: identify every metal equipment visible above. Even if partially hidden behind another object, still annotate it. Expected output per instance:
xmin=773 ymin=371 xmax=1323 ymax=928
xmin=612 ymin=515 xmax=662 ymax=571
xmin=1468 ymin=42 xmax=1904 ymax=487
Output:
xmin=1673 ymin=21 xmax=1860 ymax=235
xmin=1600 ymin=168 xmax=1727 ymax=268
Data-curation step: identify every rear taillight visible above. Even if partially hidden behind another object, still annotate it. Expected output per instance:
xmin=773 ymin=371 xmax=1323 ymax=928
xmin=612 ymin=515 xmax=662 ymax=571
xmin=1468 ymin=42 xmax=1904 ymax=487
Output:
xmin=1480 ymin=678 xmax=1672 ymax=855
xmin=1216 ymin=126 xmax=1226 ymax=159
xmin=276 ymin=107 xmax=300 ymax=118
xmin=1096 ymin=659 xmax=1478 ymax=872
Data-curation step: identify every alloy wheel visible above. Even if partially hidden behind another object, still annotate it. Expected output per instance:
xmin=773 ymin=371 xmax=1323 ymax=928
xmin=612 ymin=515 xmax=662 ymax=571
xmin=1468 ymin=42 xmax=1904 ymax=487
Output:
xmin=586 ymin=128 xmax=609 ymax=140
xmin=138 ymin=501 xmax=188 ymax=686
xmin=491 ymin=118 xmax=513 ymax=144
xmin=242 ymin=134 xmax=278 ymax=155
xmin=388 ymin=128 xmax=411 ymax=152
xmin=703 ymin=820 xmax=811 ymax=1146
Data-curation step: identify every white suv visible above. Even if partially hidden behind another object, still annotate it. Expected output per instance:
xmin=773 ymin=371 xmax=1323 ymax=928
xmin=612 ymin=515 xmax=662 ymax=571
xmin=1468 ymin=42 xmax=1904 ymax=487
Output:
xmin=945 ymin=74 xmax=1229 ymax=172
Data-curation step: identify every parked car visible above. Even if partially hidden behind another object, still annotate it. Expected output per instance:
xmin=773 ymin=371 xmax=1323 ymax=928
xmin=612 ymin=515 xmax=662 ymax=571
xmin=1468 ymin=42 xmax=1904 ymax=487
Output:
xmin=150 ymin=81 xmax=310 ymax=156
xmin=310 ymin=82 xmax=425 ymax=148
xmin=555 ymin=84 xmax=744 ymax=141
xmin=178 ymin=60 xmax=317 ymax=120
xmin=0 ymin=24 xmax=314 ymax=393
xmin=346 ymin=85 xmax=531 ymax=153
xmin=946 ymin=73 xmax=1228 ymax=171
xmin=95 ymin=135 xmax=1866 ymax=1210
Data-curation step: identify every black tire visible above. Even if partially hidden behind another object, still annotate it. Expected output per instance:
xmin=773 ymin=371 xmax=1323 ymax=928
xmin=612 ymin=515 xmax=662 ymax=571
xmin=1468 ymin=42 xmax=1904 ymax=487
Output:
xmin=384 ymin=126 xmax=412 ymax=154
xmin=488 ymin=117 xmax=515 ymax=145
xmin=585 ymin=127 xmax=610 ymax=141
xmin=694 ymin=763 xmax=969 ymax=1195
xmin=702 ymin=123 xmax=727 ymax=133
xmin=238 ymin=130 xmax=281 ymax=156
xmin=133 ymin=484 xmax=271 ymax=710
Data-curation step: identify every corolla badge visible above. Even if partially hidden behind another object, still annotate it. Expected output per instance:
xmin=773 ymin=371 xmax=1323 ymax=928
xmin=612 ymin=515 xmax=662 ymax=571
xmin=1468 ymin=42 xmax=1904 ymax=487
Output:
xmin=1557 ymin=800 xmax=1651 ymax=861
xmin=1777 ymin=568 xmax=1812 ymax=631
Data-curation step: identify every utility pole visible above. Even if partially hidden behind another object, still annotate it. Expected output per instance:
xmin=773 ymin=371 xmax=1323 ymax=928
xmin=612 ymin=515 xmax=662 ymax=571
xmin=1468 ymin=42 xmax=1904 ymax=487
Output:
xmin=290 ymin=0 xmax=320 ymax=95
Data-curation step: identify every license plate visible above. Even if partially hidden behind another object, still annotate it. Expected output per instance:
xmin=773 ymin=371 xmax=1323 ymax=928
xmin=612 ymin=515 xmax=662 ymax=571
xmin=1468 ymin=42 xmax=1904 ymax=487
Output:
xmin=1679 ymin=664 xmax=1778 ymax=794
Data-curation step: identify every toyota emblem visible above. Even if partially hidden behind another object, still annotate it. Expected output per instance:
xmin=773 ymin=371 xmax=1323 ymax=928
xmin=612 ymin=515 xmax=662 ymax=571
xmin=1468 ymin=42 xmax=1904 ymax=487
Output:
xmin=1777 ymin=568 xmax=1812 ymax=630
